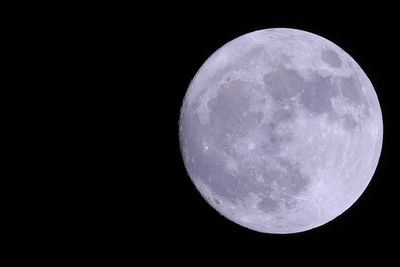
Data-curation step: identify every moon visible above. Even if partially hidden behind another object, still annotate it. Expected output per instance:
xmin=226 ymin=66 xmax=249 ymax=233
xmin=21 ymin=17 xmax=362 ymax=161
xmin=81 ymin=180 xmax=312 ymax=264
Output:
xmin=179 ymin=28 xmax=383 ymax=234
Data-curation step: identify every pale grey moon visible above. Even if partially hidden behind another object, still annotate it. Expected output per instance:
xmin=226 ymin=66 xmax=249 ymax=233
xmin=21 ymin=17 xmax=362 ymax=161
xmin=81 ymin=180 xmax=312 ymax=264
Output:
xmin=179 ymin=28 xmax=383 ymax=234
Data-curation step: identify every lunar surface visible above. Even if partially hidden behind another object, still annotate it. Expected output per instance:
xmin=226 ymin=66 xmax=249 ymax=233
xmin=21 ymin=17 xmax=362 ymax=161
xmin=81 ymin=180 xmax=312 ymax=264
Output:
xmin=179 ymin=28 xmax=383 ymax=234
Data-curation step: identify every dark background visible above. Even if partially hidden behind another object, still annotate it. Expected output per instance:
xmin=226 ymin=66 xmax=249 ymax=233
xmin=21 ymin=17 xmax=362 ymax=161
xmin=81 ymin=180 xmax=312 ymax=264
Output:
xmin=8 ymin=3 xmax=398 ymax=263
xmin=136 ymin=4 xmax=398 ymax=259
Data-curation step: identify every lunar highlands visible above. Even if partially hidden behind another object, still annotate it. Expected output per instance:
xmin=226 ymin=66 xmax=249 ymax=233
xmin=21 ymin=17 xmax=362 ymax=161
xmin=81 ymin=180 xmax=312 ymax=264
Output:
xmin=179 ymin=28 xmax=383 ymax=234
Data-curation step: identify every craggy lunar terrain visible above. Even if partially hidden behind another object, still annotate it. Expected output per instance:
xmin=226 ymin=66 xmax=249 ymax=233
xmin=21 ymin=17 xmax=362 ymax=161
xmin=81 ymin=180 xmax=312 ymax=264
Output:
xmin=179 ymin=28 xmax=383 ymax=234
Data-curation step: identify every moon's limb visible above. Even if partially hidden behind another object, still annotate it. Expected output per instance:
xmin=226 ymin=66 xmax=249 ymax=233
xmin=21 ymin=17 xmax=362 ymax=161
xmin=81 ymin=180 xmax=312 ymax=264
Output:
xmin=179 ymin=28 xmax=383 ymax=234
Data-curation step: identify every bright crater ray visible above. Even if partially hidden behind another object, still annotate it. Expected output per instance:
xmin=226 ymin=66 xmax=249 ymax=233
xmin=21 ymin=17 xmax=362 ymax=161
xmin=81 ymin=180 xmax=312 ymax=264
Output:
xmin=179 ymin=28 xmax=383 ymax=234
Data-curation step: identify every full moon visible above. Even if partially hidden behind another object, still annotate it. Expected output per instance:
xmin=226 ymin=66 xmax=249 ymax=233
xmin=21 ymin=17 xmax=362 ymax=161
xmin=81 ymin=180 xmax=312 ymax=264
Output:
xmin=179 ymin=28 xmax=383 ymax=234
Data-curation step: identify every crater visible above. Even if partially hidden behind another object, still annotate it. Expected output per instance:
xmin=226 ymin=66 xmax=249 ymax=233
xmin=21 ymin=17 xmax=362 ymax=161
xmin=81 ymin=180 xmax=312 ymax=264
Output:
xmin=321 ymin=49 xmax=342 ymax=68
